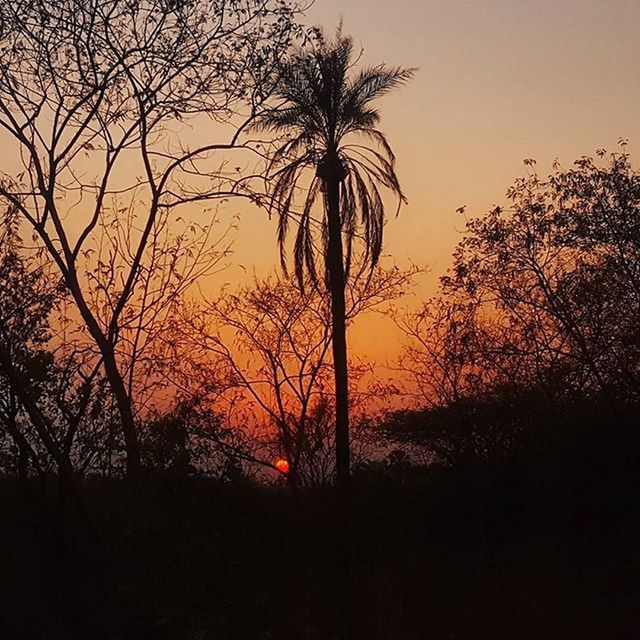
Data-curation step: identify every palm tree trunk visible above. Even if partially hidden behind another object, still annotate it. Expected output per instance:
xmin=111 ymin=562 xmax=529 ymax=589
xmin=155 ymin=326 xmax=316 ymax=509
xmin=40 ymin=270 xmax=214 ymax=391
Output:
xmin=324 ymin=167 xmax=350 ymax=488
xmin=324 ymin=159 xmax=353 ymax=640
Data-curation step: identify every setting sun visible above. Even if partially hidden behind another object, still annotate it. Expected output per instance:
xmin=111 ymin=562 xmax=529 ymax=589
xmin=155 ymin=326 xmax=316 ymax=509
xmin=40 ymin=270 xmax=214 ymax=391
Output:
xmin=1 ymin=1 xmax=638 ymax=638
xmin=275 ymin=459 xmax=290 ymax=475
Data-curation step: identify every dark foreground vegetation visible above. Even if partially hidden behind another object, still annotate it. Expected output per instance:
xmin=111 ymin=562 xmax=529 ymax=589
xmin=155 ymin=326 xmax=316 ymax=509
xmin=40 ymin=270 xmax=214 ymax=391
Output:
xmin=1 ymin=1 xmax=640 ymax=638
xmin=2 ymin=395 xmax=639 ymax=640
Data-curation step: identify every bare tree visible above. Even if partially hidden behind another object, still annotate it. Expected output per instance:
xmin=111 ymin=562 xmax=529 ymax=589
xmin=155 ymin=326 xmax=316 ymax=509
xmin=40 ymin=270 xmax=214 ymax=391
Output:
xmin=162 ymin=265 xmax=418 ymax=488
xmin=394 ymin=298 xmax=481 ymax=408
xmin=0 ymin=0 xmax=304 ymax=476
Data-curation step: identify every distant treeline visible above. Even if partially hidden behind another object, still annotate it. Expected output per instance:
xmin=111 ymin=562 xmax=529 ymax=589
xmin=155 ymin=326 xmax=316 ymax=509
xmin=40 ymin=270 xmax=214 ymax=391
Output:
xmin=2 ymin=145 xmax=640 ymax=489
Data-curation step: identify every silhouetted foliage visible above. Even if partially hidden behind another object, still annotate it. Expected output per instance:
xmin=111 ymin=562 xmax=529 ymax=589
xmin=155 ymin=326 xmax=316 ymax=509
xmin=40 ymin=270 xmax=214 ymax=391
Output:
xmin=140 ymin=413 xmax=194 ymax=475
xmin=0 ymin=14 xmax=638 ymax=632
xmin=0 ymin=0 xmax=305 ymax=477
xmin=0 ymin=208 xmax=58 ymax=479
xmin=397 ymin=146 xmax=640 ymax=418
xmin=442 ymin=145 xmax=640 ymax=399
xmin=2 ymin=397 xmax=639 ymax=639
xmin=383 ymin=386 xmax=542 ymax=467
xmin=258 ymin=27 xmax=413 ymax=486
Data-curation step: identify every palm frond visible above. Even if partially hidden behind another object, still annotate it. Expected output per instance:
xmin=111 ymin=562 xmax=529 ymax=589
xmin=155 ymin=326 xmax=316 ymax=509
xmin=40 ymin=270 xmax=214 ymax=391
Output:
xmin=350 ymin=127 xmax=396 ymax=164
xmin=258 ymin=28 xmax=412 ymax=286
xmin=348 ymin=66 xmax=415 ymax=107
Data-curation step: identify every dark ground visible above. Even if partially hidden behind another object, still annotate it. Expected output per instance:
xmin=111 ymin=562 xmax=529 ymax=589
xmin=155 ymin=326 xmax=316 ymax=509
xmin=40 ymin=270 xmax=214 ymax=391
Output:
xmin=1 ymin=417 xmax=639 ymax=639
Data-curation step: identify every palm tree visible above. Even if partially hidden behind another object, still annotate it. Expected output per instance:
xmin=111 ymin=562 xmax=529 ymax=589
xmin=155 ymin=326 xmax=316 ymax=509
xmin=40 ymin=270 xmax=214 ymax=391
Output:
xmin=257 ymin=29 xmax=413 ymax=487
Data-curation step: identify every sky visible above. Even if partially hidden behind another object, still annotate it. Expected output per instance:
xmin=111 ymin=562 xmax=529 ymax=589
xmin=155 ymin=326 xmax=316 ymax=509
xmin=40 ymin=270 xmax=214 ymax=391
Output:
xmin=225 ymin=0 xmax=640 ymax=358
xmin=5 ymin=0 xmax=640 ymax=362
xmin=304 ymin=0 xmax=640 ymax=272
xmin=234 ymin=0 xmax=640 ymax=273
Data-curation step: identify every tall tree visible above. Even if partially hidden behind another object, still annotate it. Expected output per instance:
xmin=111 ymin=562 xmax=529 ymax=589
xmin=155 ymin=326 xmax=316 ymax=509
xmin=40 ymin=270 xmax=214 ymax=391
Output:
xmin=0 ymin=0 xmax=301 ymax=477
xmin=257 ymin=29 xmax=413 ymax=486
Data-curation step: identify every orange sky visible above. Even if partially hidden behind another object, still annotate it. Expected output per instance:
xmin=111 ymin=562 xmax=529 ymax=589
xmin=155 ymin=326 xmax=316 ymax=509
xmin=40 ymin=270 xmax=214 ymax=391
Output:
xmin=225 ymin=0 xmax=640 ymax=359
xmin=5 ymin=0 xmax=640 ymax=364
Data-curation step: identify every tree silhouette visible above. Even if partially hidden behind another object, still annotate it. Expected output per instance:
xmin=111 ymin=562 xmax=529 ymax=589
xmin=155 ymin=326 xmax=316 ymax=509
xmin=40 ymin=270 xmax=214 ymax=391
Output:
xmin=257 ymin=29 xmax=413 ymax=486
xmin=0 ymin=0 xmax=301 ymax=478
xmin=441 ymin=147 xmax=640 ymax=400
xmin=164 ymin=265 xmax=416 ymax=489
xmin=0 ymin=207 xmax=58 ymax=481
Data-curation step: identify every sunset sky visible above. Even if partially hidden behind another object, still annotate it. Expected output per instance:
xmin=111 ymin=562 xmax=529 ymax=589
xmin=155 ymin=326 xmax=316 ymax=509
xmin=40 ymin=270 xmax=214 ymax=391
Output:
xmin=2 ymin=4 xmax=637 ymax=629
xmin=232 ymin=0 xmax=640 ymax=293
xmin=219 ymin=0 xmax=640 ymax=359
xmin=5 ymin=1 xmax=640 ymax=362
